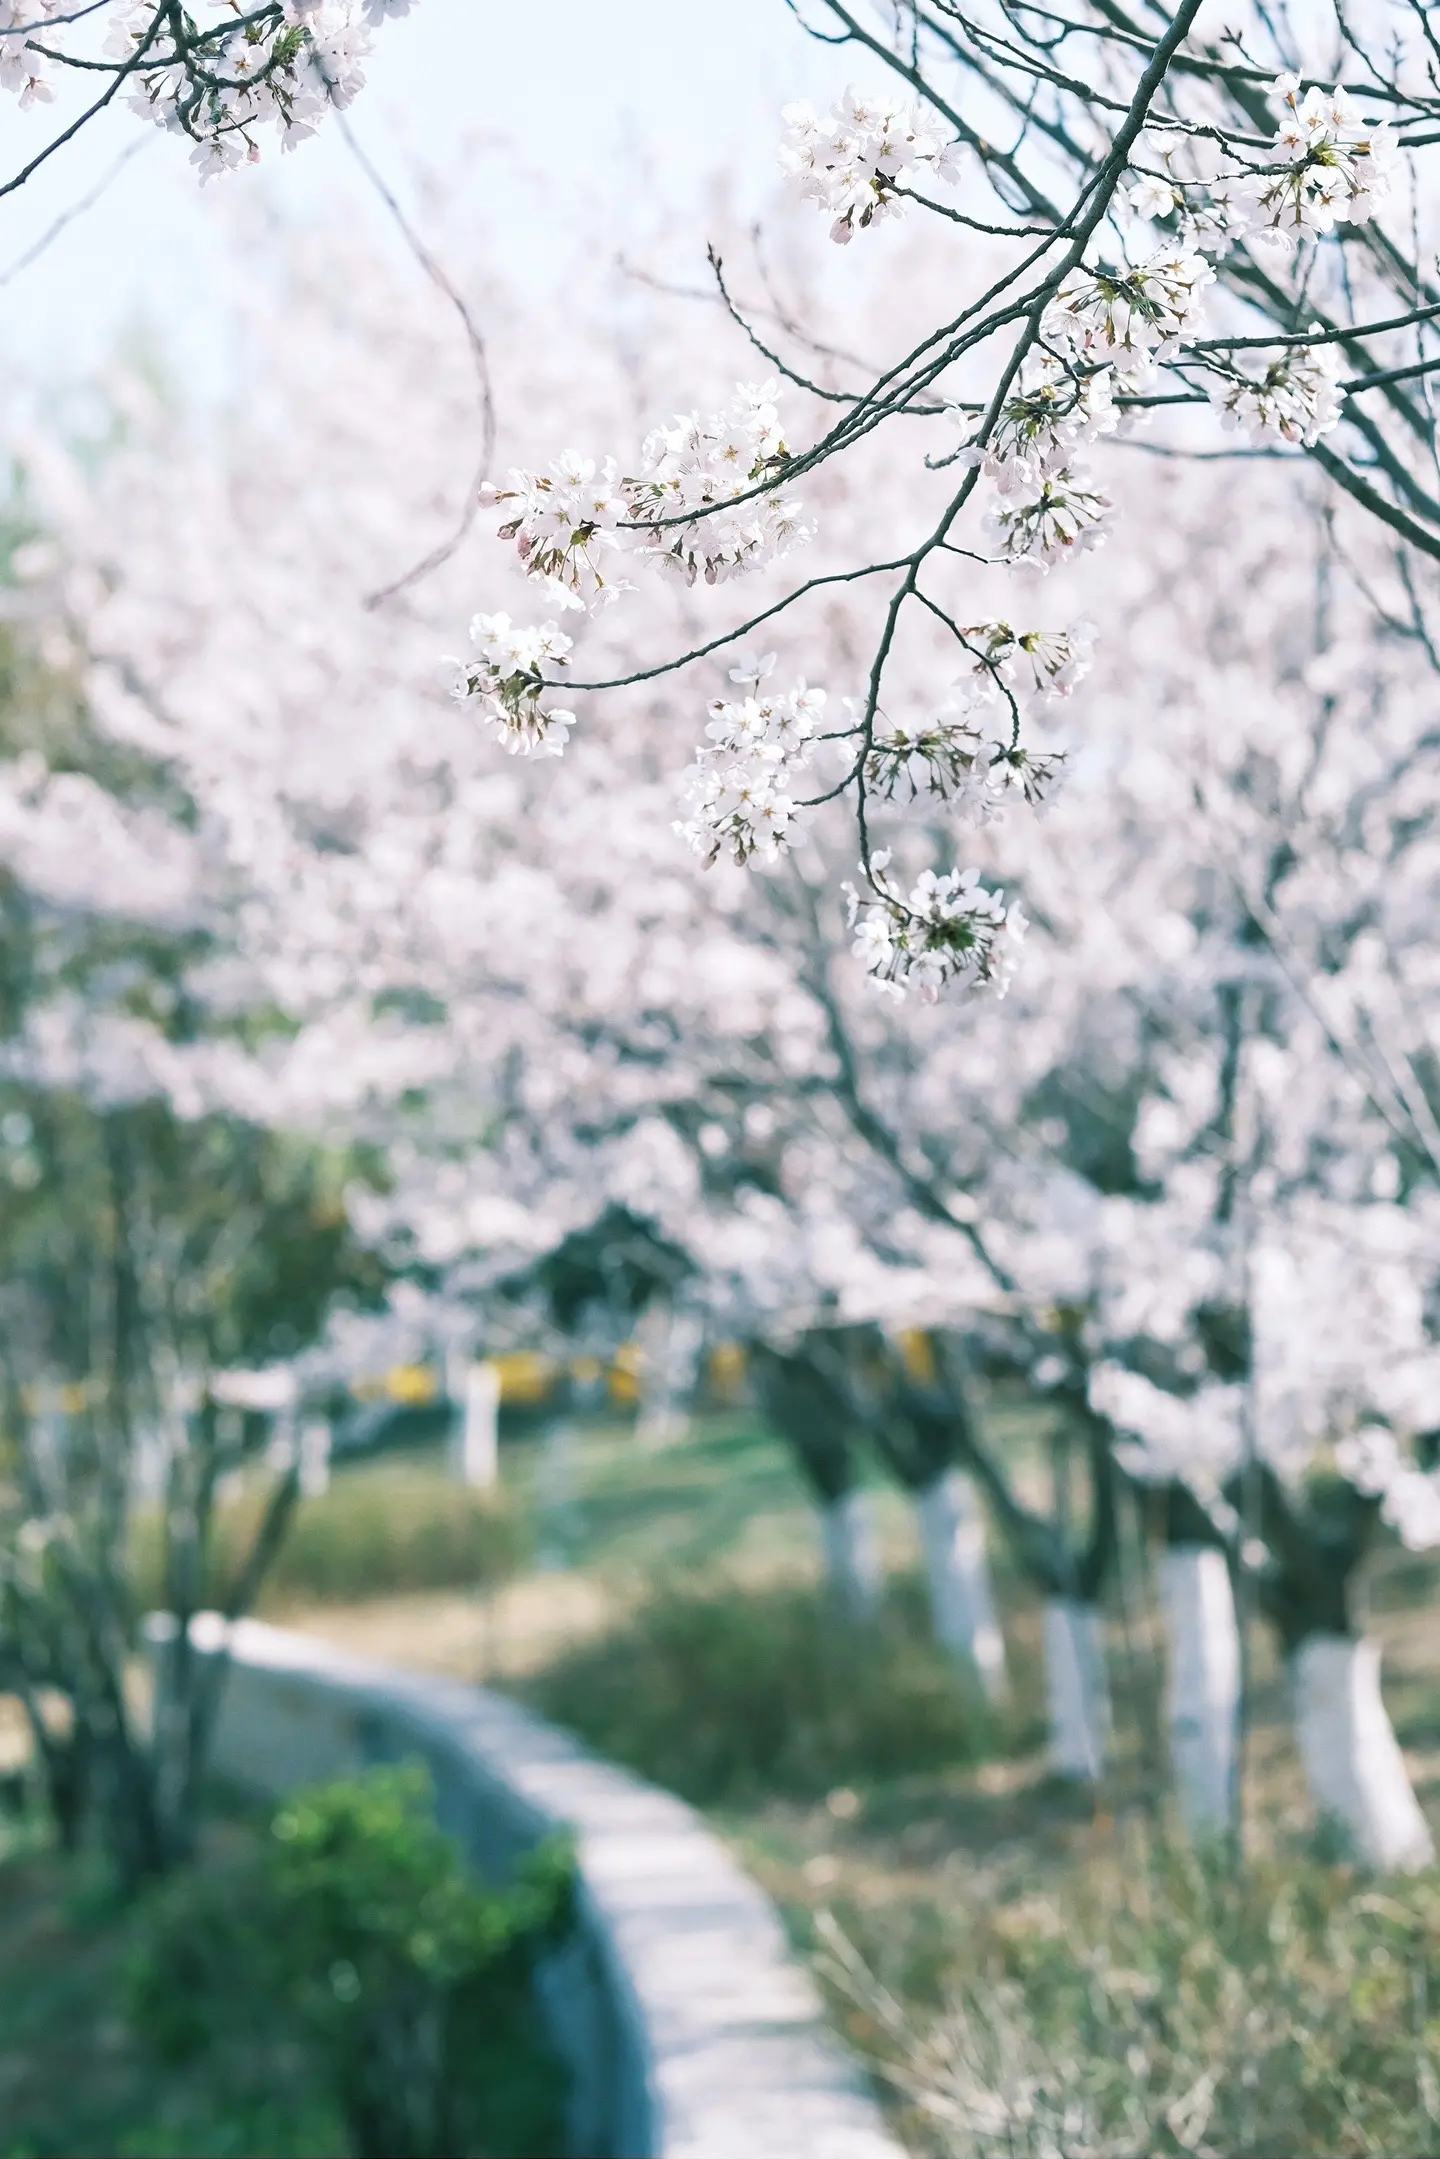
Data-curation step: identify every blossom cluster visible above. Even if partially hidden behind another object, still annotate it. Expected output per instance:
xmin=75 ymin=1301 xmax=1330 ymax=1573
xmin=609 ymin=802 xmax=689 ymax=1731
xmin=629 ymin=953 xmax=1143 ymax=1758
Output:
xmin=970 ymin=355 xmax=1118 ymax=497
xmin=631 ymin=383 xmax=810 ymax=587
xmin=954 ymin=364 xmax=1116 ymax=571
xmin=951 ymin=253 xmax=1211 ymax=570
xmin=971 ymin=620 xmax=1096 ymax=702
xmin=1044 ymin=249 xmax=1216 ymax=387
xmin=865 ymin=620 xmax=1088 ymax=811
xmin=0 ymin=1 xmax=60 ymax=110
xmin=779 ymin=85 xmax=961 ymax=244
xmin=982 ymin=467 xmax=1114 ymax=572
xmin=0 ymin=2 xmax=411 ymax=175
xmin=1208 ymin=335 xmax=1346 ymax=449
xmin=118 ymin=0 xmax=385 ymax=177
xmin=845 ymin=851 xmax=1027 ymax=1002
xmin=866 ymin=720 xmax=1068 ymax=819
xmin=674 ymin=657 xmax=824 ymax=868
xmin=1254 ymin=73 xmax=1397 ymax=245
xmin=484 ymin=380 xmax=808 ymax=610
xmin=1130 ymin=73 xmax=1396 ymax=258
xmin=449 ymin=612 xmax=574 ymax=758
xmin=1089 ymin=1362 xmax=1245 ymax=1491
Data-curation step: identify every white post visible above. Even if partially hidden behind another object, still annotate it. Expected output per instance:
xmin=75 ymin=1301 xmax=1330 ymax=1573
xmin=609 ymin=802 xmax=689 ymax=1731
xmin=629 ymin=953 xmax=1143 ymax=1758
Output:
xmin=1042 ymin=1597 xmax=1112 ymax=1782
xmin=819 ymin=1488 xmax=883 ymax=1619
xmin=914 ymin=1469 xmax=1008 ymax=1701
xmin=453 ymin=1359 xmax=501 ymax=1490
xmin=1158 ymin=1543 xmax=1240 ymax=1837
xmin=298 ymin=1417 xmax=332 ymax=1500
xmin=1292 ymin=1634 xmax=1434 ymax=1871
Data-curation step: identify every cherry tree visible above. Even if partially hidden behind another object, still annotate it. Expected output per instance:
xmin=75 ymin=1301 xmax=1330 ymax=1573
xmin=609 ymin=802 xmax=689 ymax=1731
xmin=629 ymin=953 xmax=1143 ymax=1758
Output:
xmin=0 ymin=474 xmax=416 ymax=1877
xmin=30 ymin=172 xmax=1440 ymax=1864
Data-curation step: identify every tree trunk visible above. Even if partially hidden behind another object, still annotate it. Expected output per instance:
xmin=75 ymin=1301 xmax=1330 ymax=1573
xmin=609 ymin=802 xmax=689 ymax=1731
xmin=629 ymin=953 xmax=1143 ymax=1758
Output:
xmin=299 ymin=1417 xmax=332 ymax=1499
xmin=447 ymin=1356 xmax=501 ymax=1488
xmin=1291 ymin=1633 xmax=1434 ymax=1871
xmin=1042 ymin=1596 xmax=1112 ymax=1781
xmin=914 ymin=1468 xmax=1007 ymax=1700
xmin=635 ymin=1304 xmax=703 ymax=1448
xmin=819 ymin=1488 xmax=882 ymax=1620
xmin=1159 ymin=1542 xmax=1240 ymax=1837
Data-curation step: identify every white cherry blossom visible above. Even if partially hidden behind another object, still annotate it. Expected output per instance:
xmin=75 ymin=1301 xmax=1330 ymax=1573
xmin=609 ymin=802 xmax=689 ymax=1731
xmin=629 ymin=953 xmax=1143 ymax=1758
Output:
xmin=779 ymin=83 xmax=961 ymax=244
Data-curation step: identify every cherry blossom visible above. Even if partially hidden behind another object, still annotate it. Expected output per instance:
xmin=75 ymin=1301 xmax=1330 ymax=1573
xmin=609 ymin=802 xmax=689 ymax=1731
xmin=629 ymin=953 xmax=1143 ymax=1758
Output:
xmin=1 ymin=1 xmax=412 ymax=174
xmin=675 ymin=661 xmax=825 ymax=868
xmin=844 ymin=853 xmax=1026 ymax=1003
xmin=1251 ymin=73 xmax=1399 ymax=246
xmin=449 ymin=613 xmax=575 ymax=758
xmin=1208 ymin=337 xmax=1346 ymax=449
xmin=779 ymin=83 xmax=962 ymax=244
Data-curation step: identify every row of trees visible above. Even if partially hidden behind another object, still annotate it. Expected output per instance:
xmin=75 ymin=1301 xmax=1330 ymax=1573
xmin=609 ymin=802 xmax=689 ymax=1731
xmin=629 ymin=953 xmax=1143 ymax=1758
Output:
xmin=1 ymin=134 xmax=1438 ymax=1878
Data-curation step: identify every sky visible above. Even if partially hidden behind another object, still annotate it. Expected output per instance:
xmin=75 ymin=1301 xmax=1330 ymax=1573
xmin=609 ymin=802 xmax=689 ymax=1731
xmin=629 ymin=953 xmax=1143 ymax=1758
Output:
xmin=0 ymin=0 xmax=878 ymax=397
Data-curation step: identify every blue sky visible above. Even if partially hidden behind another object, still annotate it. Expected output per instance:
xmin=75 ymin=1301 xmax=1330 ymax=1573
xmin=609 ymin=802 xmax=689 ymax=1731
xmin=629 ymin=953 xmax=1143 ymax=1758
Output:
xmin=0 ymin=0 xmax=878 ymax=393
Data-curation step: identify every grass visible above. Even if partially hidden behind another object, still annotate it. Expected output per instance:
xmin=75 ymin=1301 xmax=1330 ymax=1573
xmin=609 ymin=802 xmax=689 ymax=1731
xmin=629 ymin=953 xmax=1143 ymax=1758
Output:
xmin=272 ymin=1407 xmax=1036 ymax=1674
xmin=810 ymin=1832 xmax=1440 ymax=2158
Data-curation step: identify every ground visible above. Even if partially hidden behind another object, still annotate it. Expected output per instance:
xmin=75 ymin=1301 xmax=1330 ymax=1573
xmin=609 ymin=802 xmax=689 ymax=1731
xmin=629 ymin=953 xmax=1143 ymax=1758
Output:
xmin=6 ymin=1404 xmax=1440 ymax=2156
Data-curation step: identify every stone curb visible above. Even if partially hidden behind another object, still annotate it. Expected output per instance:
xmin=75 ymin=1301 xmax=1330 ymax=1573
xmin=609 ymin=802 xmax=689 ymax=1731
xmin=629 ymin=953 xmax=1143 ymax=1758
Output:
xmin=176 ymin=1613 xmax=906 ymax=2159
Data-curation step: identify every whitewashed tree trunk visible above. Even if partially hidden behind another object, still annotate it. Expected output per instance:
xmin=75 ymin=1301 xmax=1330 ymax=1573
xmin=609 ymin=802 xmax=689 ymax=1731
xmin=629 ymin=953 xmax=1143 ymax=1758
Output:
xmin=1292 ymin=1634 xmax=1434 ymax=1871
xmin=819 ymin=1488 xmax=882 ymax=1619
xmin=298 ymin=1417 xmax=332 ymax=1499
xmin=451 ymin=1359 xmax=501 ymax=1489
xmin=915 ymin=1469 xmax=1008 ymax=1701
xmin=635 ymin=1304 xmax=703 ymax=1448
xmin=1042 ymin=1597 xmax=1112 ymax=1781
xmin=1159 ymin=1543 xmax=1240 ymax=1836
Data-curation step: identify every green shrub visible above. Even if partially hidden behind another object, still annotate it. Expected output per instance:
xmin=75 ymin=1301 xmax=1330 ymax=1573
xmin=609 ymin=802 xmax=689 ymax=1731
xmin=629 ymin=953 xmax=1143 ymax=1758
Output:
xmin=133 ymin=1464 xmax=526 ymax=1613
xmin=524 ymin=1573 xmax=999 ymax=1807
xmin=0 ymin=1835 xmax=342 ymax=2159
xmin=127 ymin=1767 xmax=574 ymax=2159
xmin=819 ymin=1832 xmax=1440 ymax=2158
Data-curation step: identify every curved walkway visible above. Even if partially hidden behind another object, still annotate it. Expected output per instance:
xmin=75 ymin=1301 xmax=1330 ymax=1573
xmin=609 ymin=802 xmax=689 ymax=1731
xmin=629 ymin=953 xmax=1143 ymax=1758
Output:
xmin=188 ymin=1613 xmax=906 ymax=2159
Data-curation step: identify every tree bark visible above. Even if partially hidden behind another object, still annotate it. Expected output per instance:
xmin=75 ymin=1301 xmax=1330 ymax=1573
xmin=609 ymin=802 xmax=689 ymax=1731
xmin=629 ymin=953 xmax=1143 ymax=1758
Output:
xmin=451 ymin=1359 xmax=500 ymax=1488
xmin=1159 ymin=1542 xmax=1240 ymax=1837
xmin=818 ymin=1488 xmax=882 ymax=1619
xmin=1292 ymin=1634 xmax=1434 ymax=1871
xmin=1238 ymin=1463 xmax=1431 ymax=1868
xmin=1042 ymin=1596 xmax=1112 ymax=1781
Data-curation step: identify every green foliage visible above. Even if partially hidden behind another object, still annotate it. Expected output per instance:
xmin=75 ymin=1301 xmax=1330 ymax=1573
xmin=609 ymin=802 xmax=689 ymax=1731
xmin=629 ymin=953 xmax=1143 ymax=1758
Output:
xmin=0 ymin=1831 xmax=342 ymax=2159
xmin=525 ymin=1571 xmax=1001 ymax=1806
xmin=126 ymin=1767 xmax=574 ymax=2159
xmin=822 ymin=1832 xmax=1440 ymax=2159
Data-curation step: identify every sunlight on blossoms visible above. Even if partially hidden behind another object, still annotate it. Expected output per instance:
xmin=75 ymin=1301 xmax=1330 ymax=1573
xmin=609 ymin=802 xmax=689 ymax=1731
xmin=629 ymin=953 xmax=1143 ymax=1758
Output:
xmin=6 ymin=8 xmax=1440 ymax=2142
